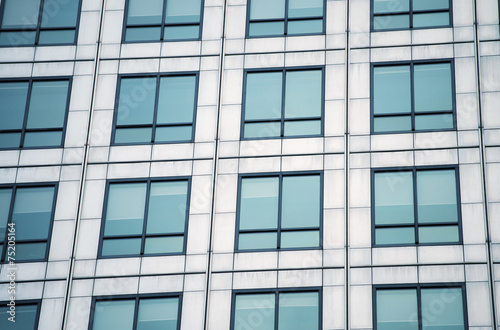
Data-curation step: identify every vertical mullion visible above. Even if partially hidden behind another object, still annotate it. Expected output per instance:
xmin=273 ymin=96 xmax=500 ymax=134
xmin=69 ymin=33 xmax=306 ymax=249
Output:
xmin=410 ymin=62 xmax=415 ymax=131
xmin=20 ymin=80 xmax=33 ymax=148
xmin=284 ymin=0 xmax=289 ymax=35
xmin=416 ymin=287 xmax=423 ymax=330
xmin=140 ymin=181 xmax=151 ymax=255
xmin=35 ymin=0 xmax=44 ymax=44
xmin=160 ymin=0 xmax=168 ymax=40
xmin=275 ymin=291 xmax=279 ymax=330
xmin=151 ymin=74 xmax=161 ymax=143
xmin=281 ymin=70 xmax=286 ymax=137
xmin=409 ymin=0 xmax=413 ymax=28
xmin=277 ymin=175 xmax=283 ymax=249
xmin=132 ymin=297 xmax=140 ymax=330
xmin=1 ymin=187 xmax=15 ymax=262
xmin=413 ymin=169 xmax=419 ymax=244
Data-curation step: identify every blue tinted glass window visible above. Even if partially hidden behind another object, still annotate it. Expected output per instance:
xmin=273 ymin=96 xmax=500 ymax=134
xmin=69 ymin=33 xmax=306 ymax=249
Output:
xmin=93 ymin=300 xmax=135 ymax=330
xmin=0 ymin=302 xmax=39 ymax=329
xmin=137 ymin=297 xmax=180 ymax=330
xmin=278 ymin=292 xmax=319 ymax=330
xmin=376 ymin=289 xmax=418 ymax=330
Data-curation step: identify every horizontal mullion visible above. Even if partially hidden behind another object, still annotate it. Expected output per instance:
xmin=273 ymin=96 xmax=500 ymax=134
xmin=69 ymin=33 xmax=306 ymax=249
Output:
xmin=287 ymin=16 xmax=324 ymax=22
xmin=414 ymin=110 xmax=453 ymax=115
xmin=249 ymin=18 xmax=285 ymax=23
xmin=374 ymin=112 xmax=412 ymax=117
xmin=25 ymin=127 xmax=63 ymax=132
xmin=417 ymin=222 xmax=459 ymax=227
xmin=280 ymin=227 xmax=320 ymax=232
xmin=373 ymin=11 xmax=410 ymax=16
xmin=284 ymin=117 xmax=321 ymax=122
xmin=145 ymin=233 xmax=185 ymax=237
xmin=39 ymin=26 xmax=77 ymax=31
xmin=239 ymin=229 xmax=278 ymax=234
xmin=0 ymin=129 xmax=23 ymax=134
xmin=11 ymin=239 xmax=48 ymax=244
xmin=244 ymin=119 xmax=282 ymax=124
xmin=412 ymin=9 xmax=450 ymax=14
xmin=155 ymin=123 xmax=193 ymax=127
xmin=116 ymin=124 xmax=153 ymax=129
xmin=164 ymin=22 xmax=200 ymax=27
xmin=103 ymin=235 xmax=143 ymax=239
xmin=126 ymin=24 xmax=162 ymax=28
xmin=0 ymin=28 xmax=37 ymax=32
xmin=375 ymin=223 xmax=415 ymax=228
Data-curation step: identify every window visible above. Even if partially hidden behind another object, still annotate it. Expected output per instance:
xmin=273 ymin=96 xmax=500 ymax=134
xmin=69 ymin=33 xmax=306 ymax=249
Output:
xmin=0 ymin=184 xmax=57 ymax=262
xmin=0 ymin=0 xmax=81 ymax=46
xmin=112 ymin=74 xmax=198 ymax=145
xmin=247 ymin=0 xmax=325 ymax=37
xmin=372 ymin=61 xmax=455 ymax=133
xmin=236 ymin=173 xmax=322 ymax=251
xmin=99 ymin=179 xmax=190 ymax=257
xmin=0 ymin=300 xmax=40 ymax=329
xmin=123 ymin=0 xmax=203 ymax=42
xmin=374 ymin=284 xmax=467 ymax=330
xmin=371 ymin=0 xmax=451 ymax=31
xmin=0 ymin=78 xmax=71 ymax=149
xmin=242 ymin=68 xmax=323 ymax=139
xmin=372 ymin=167 xmax=461 ymax=246
xmin=90 ymin=295 xmax=181 ymax=330
xmin=232 ymin=289 xmax=321 ymax=330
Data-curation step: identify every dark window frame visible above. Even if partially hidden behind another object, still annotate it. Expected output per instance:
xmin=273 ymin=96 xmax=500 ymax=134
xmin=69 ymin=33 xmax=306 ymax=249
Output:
xmin=373 ymin=283 xmax=468 ymax=330
xmin=111 ymin=72 xmax=199 ymax=146
xmin=0 ymin=299 xmax=41 ymax=328
xmin=0 ymin=0 xmax=82 ymax=47
xmin=235 ymin=171 xmax=323 ymax=253
xmin=89 ymin=293 xmax=183 ymax=330
xmin=98 ymin=177 xmax=191 ymax=259
xmin=370 ymin=0 xmax=453 ymax=32
xmin=0 ymin=182 xmax=58 ymax=263
xmin=122 ymin=0 xmax=205 ymax=43
xmin=371 ymin=165 xmax=463 ymax=247
xmin=0 ymin=76 xmax=72 ymax=150
xmin=241 ymin=66 xmax=325 ymax=140
xmin=370 ymin=59 xmax=456 ymax=134
xmin=245 ymin=0 xmax=327 ymax=38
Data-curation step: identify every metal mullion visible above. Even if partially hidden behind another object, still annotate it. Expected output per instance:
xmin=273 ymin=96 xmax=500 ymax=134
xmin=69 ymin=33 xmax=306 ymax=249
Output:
xmin=1 ymin=188 xmax=15 ymax=262
xmin=274 ymin=291 xmax=279 ymax=330
xmin=374 ymin=112 xmax=414 ymax=118
xmin=287 ymin=16 xmax=325 ymax=22
xmin=34 ymin=0 xmax=45 ymax=45
xmin=416 ymin=287 xmax=423 ymax=330
xmin=410 ymin=62 xmax=416 ymax=131
xmin=164 ymin=22 xmax=201 ymax=27
xmin=417 ymin=222 xmax=458 ymax=227
xmin=412 ymin=9 xmax=450 ymax=14
xmin=151 ymin=75 xmax=161 ymax=143
xmin=19 ymin=80 xmax=33 ymax=148
xmin=374 ymin=11 xmax=411 ymax=16
xmin=104 ymin=234 xmax=143 ymax=240
xmin=0 ymin=28 xmax=37 ymax=33
xmin=115 ymin=123 xmax=153 ymax=129
xmin=280 ymin=227 xmax=320 ymax=232
xmin=277 ymin=174 xmax=283 ymax=249
xmin=245 ymin=119 xmax=281 ymax=124
xmin=284 ymin=0 xmax=289 ymax=35
xmin=281 ymin=70 xmax=286 ymax=137
xmin=284 ymin=116 xmax=322 ymax=122
xmin=409 ymin=0 xmax=414 ymax=28
xmin=140 ymin=181 xmax=152 ymax=255
xmin=39 ymin=26 xmax=76 ymax=31
xmin=126 ymin=23 xmax=163 ymax=28
xmin=132 ymin=297 xmax=140 ymax=330
xmin=0 ymin=129 xmax=23 ymax=134
xmin=155 ymin=122 xmax=193 ymax=128
xmin=374 ymin=223 xmax=416 ymax=229
xmin=239 ymin=228 xmax=278 ymax=234
xmin=413 ymin=168 xmax=419 ymax=244
xmin=160 ymin=0 xmax=168 ymax=40
xmin=249 ymin=18 xmax=284 ymax=23
xmin=25 ymin=127 xmax=63 ymax=133
xmin=146 ymin=232 xmax=185 ymax=238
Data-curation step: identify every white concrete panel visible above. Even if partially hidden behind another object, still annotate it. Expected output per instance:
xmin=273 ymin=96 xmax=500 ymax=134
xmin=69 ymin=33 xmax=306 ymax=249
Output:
xmin=234 ymin=252 xmax=278 ymax=271
xmin=350 ymin=285 xmax=372 ymax=329
xmin=233 ymin=271 xmax=277 ymax=289
xmin=38 ymin=298 xmax=64 ymax=330
xmin=96 ymin=258 xmax=141 ymax=277
xmin=140 ymin=255 xmax=185 ymax=274
xmin=93 ymin=277 xmax=139 ymax=295
xmin=138 ymin=275 xmax=184 ymax=293
xmin=49 ymin=220 xmax=75 ymax=261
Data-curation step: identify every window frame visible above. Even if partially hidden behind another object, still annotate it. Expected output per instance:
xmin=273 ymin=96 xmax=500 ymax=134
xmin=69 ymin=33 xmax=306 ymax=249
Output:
xmin=0 ymin=76 xmax=72 ymax=150
xmin=0 ymin=0 xmax=82 ymax=47
xmin=111 ymin=72 xmax=199 ymax=146
xmin=235 ymin=171 xmax=323 ymax=253
xmin=370 ymin=59 xmax=456 ymax=134
xmin=231 ymin=287 xmax=322 ymax=330
xmin=245 ymin=0 xmax=327 ymax=38
xmin=97 ymin=177 xmax=191 ymax=259
xmin=373 ymin=283 xmax=468 ymax=330
xmin=370 ymin=0 xmax=453 ymax=32
xmin=121 ymin=0 xmax=204 ymax=43
xmin=240 ymin=66 xmax=325 ymax=140
xmin=89 ymin=293 xmax=183 ymax=330
xmin=371 ymin=165 xmax=463 ymax=247
xmin=0 ymin=182 xmax=58 ymax=263
xmin=0 ymin=299 xmax=41 ymax=328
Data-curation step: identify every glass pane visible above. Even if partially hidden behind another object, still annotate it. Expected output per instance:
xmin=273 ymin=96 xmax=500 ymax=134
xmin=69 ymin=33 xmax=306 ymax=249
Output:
xmin=157 ymin=76 xmax=196 ymax=124
xmin=287 ymin=19 xmax=323 ymax=34
xmin=0 ymin=31 xmax=36 ymax=46
xmin=41 ymin=0 xmax=79 ymax=27
xmin=373 ymin=0 xmax=410 ymax=13
xmin=285 ymin=70 xmax=322 ymax=119
xmin=278 ymin=292 xmax=319 ymax=330
xmin=0 ymin=189 xmax=12 ymax=243
xmin=0 ymin=304 xmax=37 ymax=330
xmin=147 ymin=181 xmax=188 ymax=234
xmin=27 ymin=80 xmax=69 ymax=129
xmin=104 ymin=183 xmax=146 ymax=236
xmin=117 ymin=78 xmax=156 ymax=125
xmin=101 ymin=238 xmax=142 ymax=256
xmin=417 ymin=170 xmax=458 ymax=223
xmin=234 ymin=294 xmax=275 ymax=330
xmin=374 ymin=66 xmax=411 ymax=115
xmin=240 ymin=177 xmax=279 ymax=230
xmin=289 ymin=0 xmax=323 ymax=17
xmin=414 ymin=63 xmax=452 ymax=113
xmin=23 ymin=131 xmax=62 ymax=147
xmin=421 ymin=288 xmax=464 ymax=330
xmin=377 ymin=289 xmax=418 ymax=330
xmin=244 ymin=122 xmax=281 ymax=139
xmin=373 ymin=14 xmax=410 ymax=30
xmin=155 ymin=126 xmax=192 ymax=142
xmin=14 ymin=242 xmax=47 ymax=260
xmin=281 ymin=231 xmax=319 ymax=249
xmin=375 ymin=227 xmax=415 ymax=245
xmin=38 ymin=30 xmax=75 ymax=44
xmin=245 ymin=72 xmax=282 ymax=121
xmin=374 ymin=172 xmax=414 ymax=225
xmin=127 ymin=0 xmax=163 ymax=24
xmin=281 ymin=175 xmax=320 ymax=228
xmin=165 ymin=0 xmax=201 ymax=23
xmin=0 ymin=133 xmax=21 ymax=148
xmin=164 ymin=25 xmax=200 ymax=40
xmin=374 ymin=116 xmax=412 ymax=132
xmin=415 ymin=114 xmax=454 ymax=130
xmin=114 ymin=128 xmax=152 ymax=144
xmin=144 ymin=236 xmax=184 ymax=254
xmin=413 ymin=12 xmax=450 ymax=27
xmin=93 ymin=300 xmax=135 ymax=330
xmin=284 ymin=120 xmax=321 ymax=137
xmin=248 ymin=22 xmax=285 ymax=36
xmin=1 ymin=0 xmax=40 ymax=28
xmin=414 ymin=0 xmax=449 ymax=10
xmin=0 ymin=82 xmax=28 ymax=130
xmin=125 ymin=27 xmax=161 ymax=42
xmin=12 ymin=187 xmax=54 ymax=240
xmin=138 ymin=298 xmax=179 ymax=330
xmin=238 ymin=232 xmax=277 ymax=250
xmin=250 ymin=0 xmax=285 ymax=19
xmin=419 ymin=225 xmax=459 ymax=244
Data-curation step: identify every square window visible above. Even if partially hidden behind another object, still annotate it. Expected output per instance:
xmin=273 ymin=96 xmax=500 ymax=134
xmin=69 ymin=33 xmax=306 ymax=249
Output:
xmin=112 ymin=74 xmax=198 ymax=145
xmin=247 ymin=0 xmax=325 ymax=37
xmin=0 ymin=0 xmax=81 ymax=46
xmin=124 ymin=0 xmax=203 ymax=42
xmin=371 ymin=0 xmax=451 ymax=31
xmin=0 ymin=300 xmax=40 ymax=328
xmin=236 ymin=173 xmax=322 ymax=251
xmin=99 ymin=179 xmax=190 ymax=257
xmin=242 ymin=68 xmax=324 ymax=139
xmin=372 ymin=61 xmax=455 ymax=133
xmin=372 ymin=167 xmax=461 ymax=246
